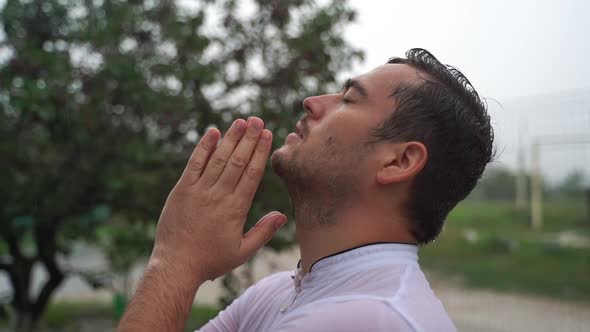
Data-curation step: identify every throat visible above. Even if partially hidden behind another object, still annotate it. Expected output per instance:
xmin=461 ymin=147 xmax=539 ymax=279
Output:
xmin=292 ymin=192 xmax=358 ymax=275
xmin=293 ymin=195 xmax=419 ymax=276
xmin=290 ymin=183 xmax=354 ymax=231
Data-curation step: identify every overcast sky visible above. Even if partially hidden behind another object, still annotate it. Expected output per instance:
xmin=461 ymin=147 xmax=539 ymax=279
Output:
xmin=345 ymin=0 xmax=590 ymax=101
xmin=342 ymin=0 xmax=590 ymax=183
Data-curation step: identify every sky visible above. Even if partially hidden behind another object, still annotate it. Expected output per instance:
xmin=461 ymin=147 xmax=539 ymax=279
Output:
xmin=344 ymin=0 xmax=590 ymax=101
xmin=343 ymin=0 xmax=590 ymax=184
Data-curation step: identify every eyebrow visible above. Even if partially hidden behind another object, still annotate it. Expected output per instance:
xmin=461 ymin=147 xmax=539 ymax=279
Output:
xmin=342 ymin=78 xmax=368 ymax=98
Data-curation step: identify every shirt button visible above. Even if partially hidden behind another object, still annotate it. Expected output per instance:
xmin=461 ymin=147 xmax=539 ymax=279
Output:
xmin=280 ymin=305 xmax=288 ymax=313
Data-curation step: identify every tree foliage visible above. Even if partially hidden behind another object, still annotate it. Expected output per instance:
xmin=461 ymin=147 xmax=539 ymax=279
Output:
xmin=0 ymin=0 xmax=361 ymax=329
xmin=468 ymin=167 xmax=519 ymax=201
xmin=549 ymin=170 xmax=587 ymax=199
xmin=468 ymin=166 xmax=588 ymax=202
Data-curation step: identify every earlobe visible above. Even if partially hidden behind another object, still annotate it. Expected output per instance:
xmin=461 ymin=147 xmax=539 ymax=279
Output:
xmin=376 ymin=142 xmax=427 ymax=185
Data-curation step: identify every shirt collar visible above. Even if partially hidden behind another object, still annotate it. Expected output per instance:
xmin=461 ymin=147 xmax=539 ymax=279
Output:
xmin=292 ymin=242 xmax=418 ymax=290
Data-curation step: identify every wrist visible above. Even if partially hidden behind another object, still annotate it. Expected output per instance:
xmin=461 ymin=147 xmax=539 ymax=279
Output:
xmin=119 ymin=249 xmax=204 ymax=331
xmin=147 ymin=249 xmax=207 ymax=288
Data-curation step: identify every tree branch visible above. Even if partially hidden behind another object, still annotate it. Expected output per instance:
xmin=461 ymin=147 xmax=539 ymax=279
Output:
xmin=1 ymin=229 xmax=23 ymax=261
xmin=31 ymin=221 xmax=65 ymax=322
xmin=32 ymin=257 xmax=64 ymax=321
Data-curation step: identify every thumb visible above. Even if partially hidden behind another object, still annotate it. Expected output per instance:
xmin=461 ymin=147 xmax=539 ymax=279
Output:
xmin=240 ymin=212 xmax=288 ymax=260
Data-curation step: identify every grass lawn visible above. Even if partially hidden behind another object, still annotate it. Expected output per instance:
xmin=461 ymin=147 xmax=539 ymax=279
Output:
xmin=420 ymin=200 xmax=590 ymax=302
xmin=0 ymin=301 xmax=219 ymax=331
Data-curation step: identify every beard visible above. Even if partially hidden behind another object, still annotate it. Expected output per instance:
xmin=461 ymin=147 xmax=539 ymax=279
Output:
xmin=271 ymin=135 xmax=365 ymax=230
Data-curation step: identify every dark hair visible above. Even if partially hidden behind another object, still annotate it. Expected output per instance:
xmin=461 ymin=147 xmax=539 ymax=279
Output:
xmin=371 ymin=48 xmax=495 ymax=244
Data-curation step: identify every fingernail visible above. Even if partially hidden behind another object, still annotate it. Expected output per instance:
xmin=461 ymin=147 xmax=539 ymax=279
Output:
xmin=259 ymin=211 xmax=280 ymax=221
xmin=274 ymin=217 xmax=288 ymax=229
xmin=249 ymin=117 xmax=263 ymax=131
xmin=255 ymin=212 xmax=280 ymax=226
xmin=234 ymin=119 xmax=246 ymax=133
xmin=206 ymin=129 xmax=220 ymax=144
xmin=261 ymin=130 xmax=271 ymax=142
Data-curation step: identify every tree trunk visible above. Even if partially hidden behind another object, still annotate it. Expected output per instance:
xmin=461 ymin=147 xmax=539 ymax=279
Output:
xmin=8 ymin=259 xmax=35 ymax=332
xmin=13 ymin=311 xmax=35 ymax=332
xmin=2 ymin=221 xmax=66 ymax=330
xmin=7 ymin=255 xmax=65 ymax=331
xmin=30 ymin=221 xmax=66 ymax=324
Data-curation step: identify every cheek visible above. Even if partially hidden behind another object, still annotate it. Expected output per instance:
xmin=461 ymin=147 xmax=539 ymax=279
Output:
xmin=308 ymin=113 xmax=373 ymax=149
xmin=332 ymin=114 xmax=371 ymax=137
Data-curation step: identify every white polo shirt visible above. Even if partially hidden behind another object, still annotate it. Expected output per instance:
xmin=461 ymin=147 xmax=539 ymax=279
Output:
xmin=196 ymin=243 xmax=457 ymax=332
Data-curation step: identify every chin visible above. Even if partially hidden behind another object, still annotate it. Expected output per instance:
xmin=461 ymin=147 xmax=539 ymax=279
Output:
xmin=271 ymin=138 xmax=295 ymax=160
xmin=271 ymin=132 xmax=307 ymax=177
xmin=270 ymin=149 xmax=287 ymax=178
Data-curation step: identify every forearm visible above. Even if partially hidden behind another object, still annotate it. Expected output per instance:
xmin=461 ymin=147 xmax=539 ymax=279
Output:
xmin=117 ymin=257 xmax=204 ymax=332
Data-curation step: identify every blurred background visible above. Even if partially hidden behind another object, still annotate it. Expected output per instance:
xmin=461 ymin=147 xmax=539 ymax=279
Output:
xmin=0 ymin=0 xmax=588 ymax=331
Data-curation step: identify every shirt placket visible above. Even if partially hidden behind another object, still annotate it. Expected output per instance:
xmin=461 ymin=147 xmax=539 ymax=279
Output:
xmin=280 ymin=265 xmax=303 ymax=313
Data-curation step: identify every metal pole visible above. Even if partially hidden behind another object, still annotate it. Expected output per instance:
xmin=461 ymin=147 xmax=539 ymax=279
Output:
xmin=515 ymin=116 xmax=527 ymax=209
xmin=530 ymin=142 xmax=543 ymax=229
xmin=516 ymin=145 xmax=527 ymax=209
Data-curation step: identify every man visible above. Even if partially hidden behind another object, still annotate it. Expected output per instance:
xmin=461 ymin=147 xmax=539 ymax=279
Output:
xmin=117 ymin=48 xmax=494 ymax=332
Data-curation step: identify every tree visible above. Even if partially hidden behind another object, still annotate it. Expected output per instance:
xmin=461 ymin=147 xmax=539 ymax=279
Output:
xmin=0 ymin=0 xmax=361 ymax=329
xmin=549 ymin=170 xmax=586 ymax=200
xmin=468 ymin=167 xmax=519 ymax=201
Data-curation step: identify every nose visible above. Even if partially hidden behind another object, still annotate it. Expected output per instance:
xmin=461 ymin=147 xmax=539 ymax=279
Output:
xmin=302 ymin=95 xmax=327 ymax=120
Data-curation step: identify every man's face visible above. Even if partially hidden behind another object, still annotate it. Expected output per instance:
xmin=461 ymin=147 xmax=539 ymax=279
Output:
xmin=271 ymin=64 xmax=421 ymax=199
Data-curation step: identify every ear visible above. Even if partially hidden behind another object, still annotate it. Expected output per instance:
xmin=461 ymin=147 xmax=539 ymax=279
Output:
xmin=376 ymin=141 xmax=428 ymax=185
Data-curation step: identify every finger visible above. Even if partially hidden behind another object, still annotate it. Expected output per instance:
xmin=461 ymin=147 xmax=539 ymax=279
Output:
xmin=216 ymin=117 xmax=264 ymax=190
xmin=179 ymin=128 xmax=220 ymax=186
xmin=239 ymin=212 xmax=287 ymax=261
xmin=198 ymin=119 xmax=247 ymax=188
xmin=234 ymin=129 xmax=272 ymax=198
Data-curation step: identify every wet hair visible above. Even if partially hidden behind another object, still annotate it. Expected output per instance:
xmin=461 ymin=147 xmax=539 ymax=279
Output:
xmin=371 ymin=48 xmax=495 ymax=244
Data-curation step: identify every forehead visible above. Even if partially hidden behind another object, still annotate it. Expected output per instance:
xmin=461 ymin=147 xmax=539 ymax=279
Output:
xmin=354 ymin=63 xmax=423 ymax=100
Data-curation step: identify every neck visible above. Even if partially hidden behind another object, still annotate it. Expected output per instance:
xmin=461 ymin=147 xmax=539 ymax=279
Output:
xmin=293 ymin=196 xmax=416 ymax=276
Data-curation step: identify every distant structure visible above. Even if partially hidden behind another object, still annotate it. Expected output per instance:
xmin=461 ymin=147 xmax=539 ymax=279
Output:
xmin=494 ymin=89 xmax=590 ymax=229
xmin=529 ymin=136 xmax=590 ymax=229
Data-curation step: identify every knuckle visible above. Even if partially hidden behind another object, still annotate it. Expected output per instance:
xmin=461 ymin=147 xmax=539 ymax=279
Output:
xmin=209 ymin=187 xmax=226 ymax=200
xmin=245 ymin=166 xmax=263 ymax=179
xmin=256 ymin=141 xmax=269 ymax=152
xmin=210 ymin=155 xmax=226 ymax=168
xmin=188 ymin=160 xmax=205 ymax=173
xmin=229 ymin=155 xmax=247 ymax=168
xmin=198 ymin=139 xmax=213 ymax=152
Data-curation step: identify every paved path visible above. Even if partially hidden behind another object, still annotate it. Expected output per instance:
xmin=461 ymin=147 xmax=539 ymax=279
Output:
xmin=430 ymin=278 xmax=590 ymax=332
